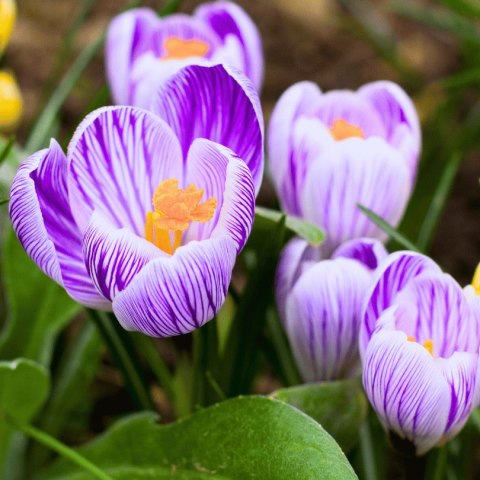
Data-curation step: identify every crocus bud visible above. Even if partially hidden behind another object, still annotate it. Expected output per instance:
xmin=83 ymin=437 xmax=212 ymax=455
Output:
xmin=0 ymin=70 xmax=22 ymax=130
xmin=0 ymin=0 xmax=16 ymax=54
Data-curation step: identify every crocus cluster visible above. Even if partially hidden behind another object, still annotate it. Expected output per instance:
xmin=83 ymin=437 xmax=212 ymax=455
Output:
xmin=106 ymin=1 xmax=263 ymax=109
xmin=0 ymin=0 xmax=22 ymax=130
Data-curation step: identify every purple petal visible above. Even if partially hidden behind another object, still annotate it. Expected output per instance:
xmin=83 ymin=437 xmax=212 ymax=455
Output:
xmin=363 ymin=327 xmax=450 ymax=454
xmin=195 ymin=0 xmax=264 ymax=90
xmin=267 ymin=82 xmax=322 ymax=213
xmin=332 ymin=238 xmax=388 ymax=270
xmin=300 ymin=137 xmax=411 ymax=254
xmin=112 ymin=235 xmax=237 ymax=337
xmin=359 ymin=81 xmax=421 ymax=181
xmin=151 ymin=63 xmax=264 ymax=193
xmin=360 ymin=251 xmax=441 ymax=355
xmin=9 ymin=140 xmax=109 ymax=309
xmin=82 ymin=211 xmax=164 ymax=301
xmin=105 ymin=8 xmax=159 ymax=104
xmin=286 ymin=257 xmax=371 ymax=381
xmin=184 ymin=138 xmax=255 ymax=253
xmin=67 ymin=106 xmax=183 ymax=235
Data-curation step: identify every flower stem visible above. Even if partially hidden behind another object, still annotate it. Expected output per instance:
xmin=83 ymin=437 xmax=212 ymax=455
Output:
xmin=359 ymin=420 xmax=380 ymax=480
xmin=8 ymin=417 xmax=112 ymax=480
xmin=88 ymin=309 xmax=153 ymax=411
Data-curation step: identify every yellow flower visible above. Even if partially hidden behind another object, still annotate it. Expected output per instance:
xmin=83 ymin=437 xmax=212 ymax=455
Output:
xmin=0 ymin=0 xmax=16 ymax=54
xmin=0 ymin=71 xmax=22 ymax=129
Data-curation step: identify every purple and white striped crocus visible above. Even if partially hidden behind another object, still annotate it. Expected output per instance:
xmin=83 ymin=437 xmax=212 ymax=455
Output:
xmin=9 ymin=64 xmax=263 ymax=337
xmin=361 ymin=251 xmax=480 ymax=454
xmin=106 ymin=1 xmax=263 ymax=109
xmin=268 ymin=81 xmax=421 ymax=255
xmin=276 ymin=237 xmax=387 ymax=381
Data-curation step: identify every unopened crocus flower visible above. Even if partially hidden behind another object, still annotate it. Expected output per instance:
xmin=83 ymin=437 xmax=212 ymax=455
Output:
xmin=268 ymin=81 xmax=421 ymax=254
xmin=0 ymin=0 xmax=15 ymax=54
xmin=361 ymin=251 xmax=480 ymax=454
xmin=0 ymin=70 xmax=22 ymax=129
xmin=10 ymin=64 xmax=263 ymax=337
xmin=106 ymin=1 xmax=263 ymax=109
xmin=277 ymin=237 xmax=387 ymax=381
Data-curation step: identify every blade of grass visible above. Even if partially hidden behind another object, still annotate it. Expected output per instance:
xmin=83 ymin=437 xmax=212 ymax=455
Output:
xmin=0 ymin=137 xmax=15 ymax=167
xmin=0 ymin=198 xmax=9 ymax=206
xmin=357 ymin=204 xmax=422 ymax=252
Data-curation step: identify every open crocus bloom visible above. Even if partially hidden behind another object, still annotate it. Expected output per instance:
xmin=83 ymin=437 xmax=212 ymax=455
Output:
xmin=9 ymin=64 xmax=263 ymax=337
xmin=276 ymin=237 xmax=387 ymax=381
xmin=267 ymin=81 xmax=420 ymax=254
xmin=361 ymin=251 xmax=480 ymax=454
xmin=106 ymin=1 xmax=263 ymax=109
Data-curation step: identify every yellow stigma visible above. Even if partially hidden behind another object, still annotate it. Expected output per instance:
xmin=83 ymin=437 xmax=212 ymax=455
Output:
xmin=161 ymin=36 xmax=209 ymax=60
xmin=145 ymin=178 xmax=216 ymax=254
xmin=0 ymin=71 xmax=22 ymax=130
xmin=329 ymin=118 xmax=365 ymax=141
xmin=472 ymin=263 xmax=480 ymax=295
xmin=407 ymin=335 xmax=434 ymax=356
xmin=0 ymin=0 xmax=16 ymax=54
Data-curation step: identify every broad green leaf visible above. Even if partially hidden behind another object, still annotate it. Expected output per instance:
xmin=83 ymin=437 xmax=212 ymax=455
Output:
xmin=255 ymin=206 xmax=324 ymax=245
xmin=272 ymin=379 xmax=368 ymax=453
xmin=41 ymin=396 xmax=358 ymax=480
xmin=0 ymin=228 xmax=81 ymax=366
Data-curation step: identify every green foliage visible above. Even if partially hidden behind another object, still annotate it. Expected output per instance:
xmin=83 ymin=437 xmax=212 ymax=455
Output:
xmin=272 ymin=379 xmax=368 ymax=453
xmin=41 ymin=396 xmax=358 ymax=480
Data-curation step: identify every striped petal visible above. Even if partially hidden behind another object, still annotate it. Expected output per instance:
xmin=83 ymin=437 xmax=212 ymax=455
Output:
xmin=112 ymin=235 xmax=237 ymax=337
xmin=9 ymin=140 xmax=109 ymax=309
xmin=332 ymin=237 xmax=388 ymax=270
xmin=151 ymin=64 xmax=264 ymax=193
xmin=82 ymin=211 xmax=164 ymax=302
xmin=195 ymin=0 xmax=264 ymax=90
xmin=67 ymin=106 xmax=183 ymax=235
xmin=301 ymin=137 xmax=410 ymax=254
xmin=105 ymin=8 xmax=159 ymax=105
xmin=184 ymin=138 xmax=255 ymax=252
xmin=285 ymin=257 xmax=371 ymax=381
xmin=361 ymin=252 xmax=442 ymax=355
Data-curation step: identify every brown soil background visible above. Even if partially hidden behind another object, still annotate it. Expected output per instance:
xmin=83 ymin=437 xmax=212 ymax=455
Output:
xmin=4 ymin=0 xmax=480 ymax=283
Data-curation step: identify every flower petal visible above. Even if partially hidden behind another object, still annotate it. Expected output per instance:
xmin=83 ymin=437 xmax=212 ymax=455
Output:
xmin=285 ymin=258 xmax=371 ymax=381
xmin=184 ymin=138 xmax=255 ymax=252
xmin=301 ymin=137 xmax=410 ymax=254
xmin=359 ymin=81 xmax=421 ymax=180
xmin=332 ymin=237 xmax=388 ymax=270
xmin=9 ymin=140 xmax=109 ymax=309
xmin=67 ymin=106 xmax=183 ymax=235
xmin=361 ymin=251 xmax=441 ymax=355
xmin=112 ymin=235 xmax=237 ymax=337
xmin=151 ymin=63 xmax=264 ymax=193
xmin=195 ymin=0 xmax=264 ymax=90
xmin=105 ymin=8 xmax=159 ymax=104
xmin=82 ymin=211 xmax=164 ymax=301
xmin=363 ymin=327 xmax=450 ymax=454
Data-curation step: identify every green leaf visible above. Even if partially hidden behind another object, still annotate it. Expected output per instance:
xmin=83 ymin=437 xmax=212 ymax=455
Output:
xmin=272 ymin=379 xmax=367 ymax=453
xmin=255 ymin=206 xmax=324 ymax=245
xmin=41 ymin=396 xmax=358 ymax=480
xmin=0 ymin=358 xmax=50 ymax=423
xmin=0 ymin=136 xmax=22 ymax=199
xmin=0 ymin=228 xmax=81 ymax=366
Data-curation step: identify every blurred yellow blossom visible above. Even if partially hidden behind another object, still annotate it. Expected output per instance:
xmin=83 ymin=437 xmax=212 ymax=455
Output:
xmin=0 ymin=0 xmax=16 ymax=54
xmin=0 ymin=71 xmax=22 ymax=129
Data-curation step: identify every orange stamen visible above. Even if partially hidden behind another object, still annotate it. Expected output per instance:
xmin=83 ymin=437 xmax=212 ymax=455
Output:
xmin=472 ymin=263 xmax=480 ymax=295
xmin=406 ymin=335 xmax=434 ymax=355
xmin=161 ymin=36 xmax=209 ymax=60
xmin=145 ymin=178 xmax=216 ymax=254
xmin=329 ymin=118 xmax=365 ymax=141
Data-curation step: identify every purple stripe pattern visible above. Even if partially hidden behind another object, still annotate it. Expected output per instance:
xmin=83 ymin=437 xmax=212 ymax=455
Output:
xmin=105 ymin=1 xmax=263 ymax=108
xmin=268 ymin=80 xmax=420 ymax=254
xmin=9 ymin=65 xmax=259 ymax=338
xmin=276 ymin=237 xmax=385 ymax=381
xmin=362 ymin=252 xmax=480 ymax=454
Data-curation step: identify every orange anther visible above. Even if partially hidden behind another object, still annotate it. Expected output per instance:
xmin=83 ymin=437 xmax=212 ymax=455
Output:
xmin=329 ymin=118 xmax=365 ymax=141
xmin=162 ymin=36 xmax=209 ymax=60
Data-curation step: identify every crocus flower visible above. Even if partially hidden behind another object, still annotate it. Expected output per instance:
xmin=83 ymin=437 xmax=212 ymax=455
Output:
xmin=361 ymin=251 xmax=480 ymax=454
xmin=106 ymin=1 xmax=263 ymax=109
xmin=276 ymin=237 xmax=387 ymax=381
xmin=9 ymin=64 xmax=263 ymax=337
xmin=0 ymin=0 xmax=15 ymax=54
xmin=0 ymin=70 xmax=22 ymax=130
xmin=267 ymin=81 xmax=421 ymax=254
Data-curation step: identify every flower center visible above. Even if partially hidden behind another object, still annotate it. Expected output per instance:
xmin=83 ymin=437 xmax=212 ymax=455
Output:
xmin=161 ymin=36 xmax=209 ymax=60
xmin=145 ymin=178 xmax=216 ymax=254
xmin=407 ymin=335 xmax=434 ymax=355
xmin=329 ymin=118 xmax=365 ymax=141
xmin=472 ymin=263 xmax=480 ymax=295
